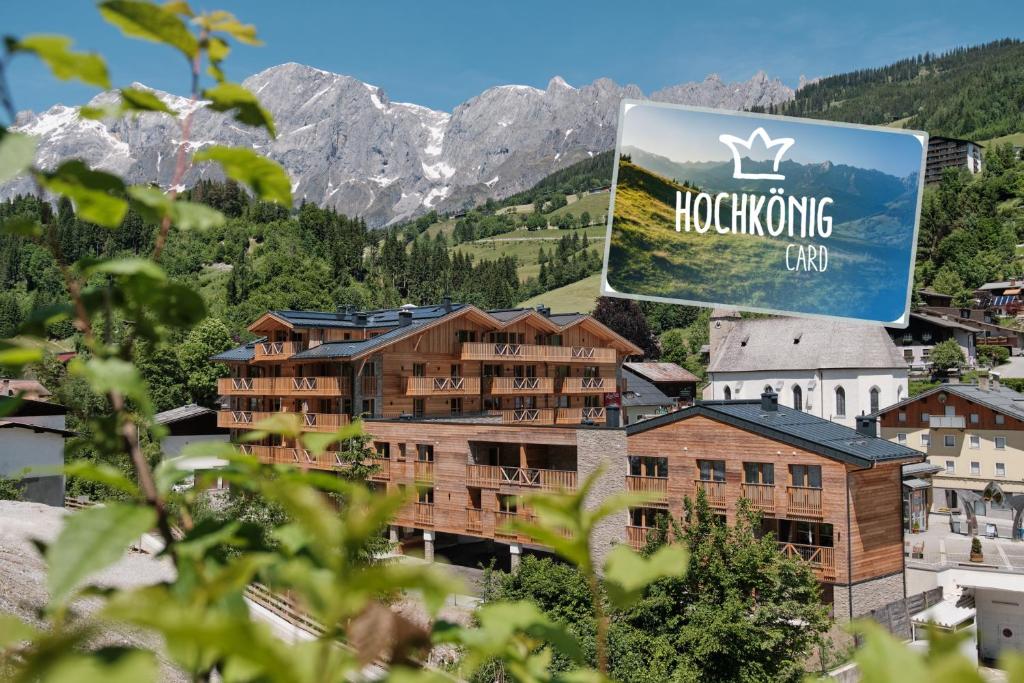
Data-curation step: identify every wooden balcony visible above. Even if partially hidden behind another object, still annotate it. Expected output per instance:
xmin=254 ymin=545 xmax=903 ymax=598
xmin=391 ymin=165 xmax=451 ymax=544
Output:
xmin=494 ymin=510 xmax=521 ymax=539
xmin=218 ymin=410 xmax=350 ymax=432
xmin=488 ymin=377 xmax=556 ymax=395
xmin=368 ymin=457 xmax=390 ymax=481
xmin=626 ymin=525 xmax=652 ymax=550
xmin=501 ymin=408 xmax=555 ymax=424
xmin=239 ymin=444 xmax=347 ymax=469
xmin=254 ymin=340 xmax=303 ymax=361
xmin=414 ymin=460 xmax=434 ymax=481
xmin=778 ymin=543 xmax=835 ymax=580
xmin=461 ymin=342 xmax=617 ymax=364
xmin=415 ymin=502 xmax=434 ymax=526
xmin=465 ymin=464 xmax=577 ymax=491
xmin=694 ymin=479 xmax=727 ymax=509
xmin=561 ymin=377 xmax=615 ymax=394
xmin=786 ymin=486 xmax=823 ymax=518
xmin=626 ymin=476 xmax=668 ymax=504
xmin=217 ymin=376 xmax=350 ymax=397
xmin=405 ymin=376 xmax=481 ymax=396
xmin=555 ymin=407 xmax=606 ymax=425
xmin=741 ymin=482 xmax=776 ymax=513
xmin=466 ymin=507 xmax=483 ymax=533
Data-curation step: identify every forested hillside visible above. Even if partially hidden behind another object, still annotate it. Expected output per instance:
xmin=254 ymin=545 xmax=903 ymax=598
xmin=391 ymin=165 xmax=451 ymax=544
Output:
xmin=775 ymin=39 xmax=1024 ymax=141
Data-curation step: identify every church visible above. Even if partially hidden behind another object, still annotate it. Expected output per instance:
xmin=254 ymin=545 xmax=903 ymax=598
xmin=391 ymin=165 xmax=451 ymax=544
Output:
xmin=703 ymin=309 xmax=909 ymax=428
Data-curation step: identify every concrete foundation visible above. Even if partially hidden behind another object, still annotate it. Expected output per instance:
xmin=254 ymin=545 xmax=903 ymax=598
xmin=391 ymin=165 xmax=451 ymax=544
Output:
xmin=423 ymin=530 xmax=435 ymax=563
xmin=509 ymin=542 xmax=521 ymax=571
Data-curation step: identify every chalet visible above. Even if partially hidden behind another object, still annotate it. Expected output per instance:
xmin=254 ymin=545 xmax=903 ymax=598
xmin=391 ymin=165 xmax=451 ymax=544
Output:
xmin=886 ymin=311 xmax=977 ymax=372
xmin=704 ymin=309 xmax=909 ymax=427
xmin=213 ymin=302 xmax=920 ymax=620
xmin=875 ymin=377 xmax=1024 ymax=513
xmin=0 ymin=397 xmax=72 ymax=506
xmin=154 ymin=404 xmax=231 ymax=486
xmin=975 ymin=278 xmax=1024 ymax=316
xmin=0 ymin=378 xmax=52 ymax=401
xmin=622 ymin=361 xmax=699 ymax=407
xmin=620 ymin=366 xmax=673 ymax=425
xmin=925 ymin=136 xmax=983 ymax=184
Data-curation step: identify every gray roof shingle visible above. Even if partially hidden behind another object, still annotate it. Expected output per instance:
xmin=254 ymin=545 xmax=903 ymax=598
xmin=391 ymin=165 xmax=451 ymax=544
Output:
xmin=876 ymin=382 xmax=1024 ymax=422
xmin=154 ymin=403 xmax=216 ymax=425
xmin=621 ymin=368 xmax=674 ymax=408
xmin=628 ymin=400 xmax=923 ymax=467
xmin=709 ymin=318 xmax=907 ymax=372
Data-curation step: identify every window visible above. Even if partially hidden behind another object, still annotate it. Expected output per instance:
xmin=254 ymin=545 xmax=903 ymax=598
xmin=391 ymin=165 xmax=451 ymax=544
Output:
xmin=412 ymin=363 xmax=425 ymax=377
xmin=897 ymin=433 xmax=907 ymax=445
xmin=375 ymin=442 xmax=390 ymax=459
xmin=417 ymin=444 xmax=434 ymax=462
xmin=697 ymin=460 xmax=725 ymax=482
xmin=971 ymin=461 xmax=980 ymax=476
xmin=945 ymin=460 xmax=955 ymax=474
xmin=903 ymin=349 xmax=914 ymax=361
xmin=869 ymin=387 xmax=880 ymax=414
xmin=921 ymin=434 xmax=931 ymax=446
xmin=922 ymin=412 xmax=930 ymax=424
xmin=996 ymin=463 xmax=1006 ymax=477
xmin=835 ymin=387 xmax=846 ymax=417
xmin=412 ymin=398 xmax=424 ymax=417
xmin=944 ymin=435 xmax=956 ymax=448
xmin=969 ymin=435 xmax=980 ymax=449
xmin=743 ymin=462 xmax=775 ymax=485
xmin=996 ymin=414 xmax=1005 ymax=425
xmin=628 ymin=456 xmax=668 ymax=478
xmin=417 ymin=486 xmax=434 ymax=504
xmin=723 ymin=386 xmax=732 ymax=400
xmin=970 ymin=413 xmax=979 ymax=424
xmin=995 ymin=436 xmax=1007 ymax=450
xmin=450 ymin=398 xmax=463 ymax=416
xmin=789 ymin=464 xmax=822 ymax=489
xmin=498 ymin=494 xmax=518 ymax=513
xmin=898 ymin=411 xmax=907 ymax=423
xmin=792 ymin=385 xmax=803 ymax=411
xmin=456 ymin=329 xmax=477 ymax=343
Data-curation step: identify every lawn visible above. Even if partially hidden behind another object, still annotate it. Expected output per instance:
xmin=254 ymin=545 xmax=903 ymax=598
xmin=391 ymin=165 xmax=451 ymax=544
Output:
xmin=519 ymin=272 xmax=602 ymax=313
xmin=456 ymin=227 xmax=605 ymax=283
xmin=548 ymin=191 xmax=610 ymax=223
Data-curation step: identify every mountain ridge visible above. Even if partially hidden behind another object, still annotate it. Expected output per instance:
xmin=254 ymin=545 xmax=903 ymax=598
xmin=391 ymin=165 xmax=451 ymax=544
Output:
xmin=4 ymin=63 xmax=794 ymax=227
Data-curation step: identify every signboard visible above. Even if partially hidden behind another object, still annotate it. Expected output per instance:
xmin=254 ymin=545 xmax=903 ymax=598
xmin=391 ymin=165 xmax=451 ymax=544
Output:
xmin=601 ymin=101 xmax=927 ymax=327
xmin=603 ymin=392 xmax=621 ymax=407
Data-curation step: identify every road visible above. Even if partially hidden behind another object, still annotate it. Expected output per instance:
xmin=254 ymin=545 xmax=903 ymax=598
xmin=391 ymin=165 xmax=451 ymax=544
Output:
xmin=994 ymin=356 xmax=1024 ymax=378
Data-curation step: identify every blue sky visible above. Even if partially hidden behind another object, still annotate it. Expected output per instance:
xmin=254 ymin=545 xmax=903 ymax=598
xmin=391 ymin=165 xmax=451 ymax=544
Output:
xmin=4 ymin=0 xmax=1024 ymax=116
xmin=622 ymin=104 xmax=925 ymax=178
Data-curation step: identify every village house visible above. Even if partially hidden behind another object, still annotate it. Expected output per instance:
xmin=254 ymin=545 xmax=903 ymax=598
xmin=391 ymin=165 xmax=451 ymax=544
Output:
xmin=0 ymin=396 xmax=72 ymax=506
xmin=886 ymin=311 xmax=978 ymax=372
xmin=619 ymin=366 xmax=674 ymax=425
xmin=925 ymin=136 xmax=983 ymax=184
xmin=212 ymin=301 xmax=921 ymax=619
xmin=875 ymin=376 xmax=1024 ymax=514
xmin=703 ymin=309 xmax=909 ymax=427
xmin=622 ymin=361 xmax=699 ymax=407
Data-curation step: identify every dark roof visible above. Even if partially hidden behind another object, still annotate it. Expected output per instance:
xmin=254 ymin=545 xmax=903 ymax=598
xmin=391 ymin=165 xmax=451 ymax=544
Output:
xmin=0 ymin=396 xmax=67 ymax=417
xmin=290 ymin=322 xmax=429 ymax=360
xmin=623 ymin=362 xmax=700 ymax=383
xmin=210 ymin=337 xmax=261 ymax=362
xmin=271 ymin=303 xmax=466 ymax=330
xmin=627 ymin=400 xmax=924 ymax=468
xmin=621 ymin=368 xmax=674 ymax=408
xmin=903 ymin=461 xmax=943 ymax=477
xmin=0 ymin=420 xmax=75 ymax=437
xmin=874 ymin=382 xmax=1024 ymax=422
xmin=906 ymin=312 xmax=978 ymax=333
xmin=154 ymin=404 xmax=216 ymax=425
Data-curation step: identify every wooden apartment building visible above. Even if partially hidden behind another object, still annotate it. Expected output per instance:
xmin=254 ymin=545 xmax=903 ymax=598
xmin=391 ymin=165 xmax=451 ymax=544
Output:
xmin=213 ymin=303 xmax=922 ymax=619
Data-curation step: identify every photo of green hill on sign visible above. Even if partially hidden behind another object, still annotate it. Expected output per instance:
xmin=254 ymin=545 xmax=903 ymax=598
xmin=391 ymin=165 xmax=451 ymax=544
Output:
xmin=602 ymin=102 xmax=927 ymax=325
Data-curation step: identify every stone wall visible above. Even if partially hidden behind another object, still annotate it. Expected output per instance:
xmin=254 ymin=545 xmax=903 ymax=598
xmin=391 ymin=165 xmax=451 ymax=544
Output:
xmin=833 ymin=571 xmax=907 ymax=621
xmin=575 ymin=428 xmax=628 ymax=569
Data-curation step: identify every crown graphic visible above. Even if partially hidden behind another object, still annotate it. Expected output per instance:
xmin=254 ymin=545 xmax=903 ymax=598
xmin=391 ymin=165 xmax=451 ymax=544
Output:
xmin=718 ymin=127 xmax=795 ymax=180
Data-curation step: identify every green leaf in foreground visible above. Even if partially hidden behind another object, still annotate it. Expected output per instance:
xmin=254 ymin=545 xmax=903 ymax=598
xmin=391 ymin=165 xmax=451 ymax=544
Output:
xmin=603 ymin=543 xmax=688 ymax=608
xmin=46 ymin=503 xmax=156 ymax=605
xmin=36 ymin=161 xmax=127 ymax=228
xmin=127 ymin=185 xmax=226 ymax=230
xmin=98 ymin=0 xmax=198 ymax=58
xmin=0 ymin=131 xmax=37 ymax=185
xmin=11 ymin=34 xmax=111 ymax=89
xmin=119 ymin=86 xmax=173 ymax=114
xmin=203 ymin=82 xmax=276 ymax=138
xmin=193 ymin=146 xmax=292 ymax=207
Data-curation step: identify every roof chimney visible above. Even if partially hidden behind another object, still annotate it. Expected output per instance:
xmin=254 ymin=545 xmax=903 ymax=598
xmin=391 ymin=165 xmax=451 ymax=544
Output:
xmin=856 ymin=414 xmax=878 ymax=438
xmin=991 ymin=371 xmax=1001 ymax=390
xmin=355 ymin=312 xmax=367 ymax=325
xmin=398 ymin=309 xmax=412 ymax=327
xmin=442 ymin=296 xmax=452 ymax=313
xmin=536 ymin=304 xmax=550 ymax=317
xmin=979 ymin=373 xmax=990 ymax=391
xmin=760 ymin=391 xmax=778 ymax=411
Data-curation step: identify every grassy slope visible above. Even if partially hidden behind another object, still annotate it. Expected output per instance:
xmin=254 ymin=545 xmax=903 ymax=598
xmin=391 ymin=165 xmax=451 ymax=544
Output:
xmin=456 ymin=226 xmax=605 ymax=282
xmin=547 ymin=191 xmax=611 ymax=221
xmin=518 ymin=272 xmax=602 ymax=313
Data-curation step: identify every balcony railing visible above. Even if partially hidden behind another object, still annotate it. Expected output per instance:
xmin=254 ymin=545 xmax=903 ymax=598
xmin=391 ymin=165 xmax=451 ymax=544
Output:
xmin=626 ymin=525 xmax=652 ymax=550
xmin=741 ymin=482 xmax=776 ymax=513
xmin=368 ymin=457 xmax=390 ymax=481
xmin=494 ymin=511 xmax=519 ymax=539
xmin=488 ymin=377 xmax=556 ymax=395
xmin=626 ymin=475 xmax=668 ymax=503
xmin=929 ymin=415 xmax=966 ymax=429
xmin=415 ymin=502 xmax=434 ymax=526
xmin=786 ymin=486 xmax=823 ymax=517
xmin=414 ymin=460 xmax=434 ymax=481
xmin=555 ymin=407 xmax=607 ymax=425
xmin=501 ymin=408 xmax=555 ymax=424
xmin=254 ymin=340 xmax=303 ymax=360
xmin=239 ymin=444 xmax=348 ymax=470
xmin=405 ymin=376 xmax=481 ymax=396
xmin=465 ymin=464 xmax=577 ymax=491
xmin=466 ymin=507 xmax=483 ymax=532
xmin=561 ymin=377 xmax=615 ymax=394
xmin=694 ymin=479 xmax=727 ymax=509
xmin=218 ymin=376 xmax=350 ymax=396
xmin=218 ymin=410 xmax=350 ymax=432
xmin=461 ymin=342 xmax=617 ymax=364
xmin=778 ymin=543 xmax=835 ymax=580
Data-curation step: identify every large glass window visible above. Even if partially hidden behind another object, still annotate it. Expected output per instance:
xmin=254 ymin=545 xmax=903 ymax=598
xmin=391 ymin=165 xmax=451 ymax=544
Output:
xmin=697 ymin=460 xmax=726 ymax=482
xmin=628 ymin=456 xmax=668 ymax=478
xmin=789 ymin=464 xmax=822 ymax=488
xmin=743 ymin=462 xmax=775 ymax=484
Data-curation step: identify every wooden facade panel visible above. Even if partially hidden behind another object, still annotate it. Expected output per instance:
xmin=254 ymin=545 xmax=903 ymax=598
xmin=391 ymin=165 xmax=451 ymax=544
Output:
xmin=847 ymin=462 xmax=905 ymax=583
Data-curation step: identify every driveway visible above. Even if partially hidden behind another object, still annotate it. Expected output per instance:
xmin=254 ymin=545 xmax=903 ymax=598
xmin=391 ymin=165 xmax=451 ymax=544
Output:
xmin=994 ymin=356 xmax=1024 ymax=378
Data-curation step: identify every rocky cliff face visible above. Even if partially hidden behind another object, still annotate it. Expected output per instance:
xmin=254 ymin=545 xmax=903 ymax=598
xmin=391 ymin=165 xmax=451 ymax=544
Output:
xmin=6 ymin=63 xmax=794 ymax=226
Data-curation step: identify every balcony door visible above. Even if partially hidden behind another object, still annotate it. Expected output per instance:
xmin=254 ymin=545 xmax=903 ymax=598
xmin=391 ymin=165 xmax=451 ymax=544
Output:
xmin=789 ymin=464 xmax=821 ymax=489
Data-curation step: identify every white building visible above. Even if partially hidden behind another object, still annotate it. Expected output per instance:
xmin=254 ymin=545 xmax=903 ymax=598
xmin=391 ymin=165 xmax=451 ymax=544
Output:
xmin=154 ymin=404 xmax=230 ymax=485
xmin=0 ymin=397 xmax=71 ymax=506
xmin=704 ymin=310 xmax=909 ymax=428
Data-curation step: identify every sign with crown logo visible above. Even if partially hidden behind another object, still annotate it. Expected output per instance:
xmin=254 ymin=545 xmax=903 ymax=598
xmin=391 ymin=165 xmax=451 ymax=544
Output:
xmin=601 ymin=100 xmax=927 ymax=326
